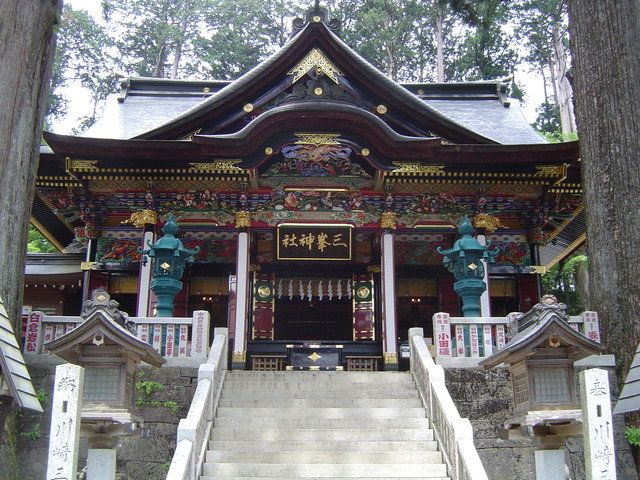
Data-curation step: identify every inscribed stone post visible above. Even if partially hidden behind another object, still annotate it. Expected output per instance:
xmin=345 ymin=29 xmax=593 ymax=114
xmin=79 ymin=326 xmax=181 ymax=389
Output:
xmin=46 ymin=363 xmax=84 ymax=480
xmin=580 ymin=368 xmax=616 ymax=480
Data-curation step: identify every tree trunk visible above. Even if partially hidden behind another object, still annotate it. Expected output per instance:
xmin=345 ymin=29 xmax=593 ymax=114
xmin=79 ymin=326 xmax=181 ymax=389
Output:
xmin=551 ymin=23 xmax=576 ymax=135
xmin=0 ymin=0 xmax=61 ymax=327
xmin=435 ymin=5 xmax=445 ymax=82
xmin=567 ymin=0 xmax=640 ymax=404
xmin=0 ymin=0 xmax=61 ymax=474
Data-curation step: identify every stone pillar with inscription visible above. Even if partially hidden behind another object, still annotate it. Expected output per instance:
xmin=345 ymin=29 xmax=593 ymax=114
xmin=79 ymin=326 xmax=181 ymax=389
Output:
xmin=581 ymin=368 xmax=617 ymax=480
xmin=47 ymin=364 xmax=84 ymax=480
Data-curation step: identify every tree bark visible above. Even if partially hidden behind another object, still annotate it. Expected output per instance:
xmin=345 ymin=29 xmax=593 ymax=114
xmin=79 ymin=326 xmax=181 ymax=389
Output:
xmin=567 ymin=0 xmax=640 ymax=394
xmin=551 ymin=23 xmax=576 ymax=135
xmin=0 ymin=0 xmax=61 ymax=472
xmin=435 ymin=4 xmax=445 ymax=82
xmin=0 ymin=0 xmax=61 ymax=325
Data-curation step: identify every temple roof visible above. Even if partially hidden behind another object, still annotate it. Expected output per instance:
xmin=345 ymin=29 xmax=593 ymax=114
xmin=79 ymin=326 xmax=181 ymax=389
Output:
xmin=78 ymin=19 xmax=543 ymax=146
xmin=0 ymin=296 xmax=42 ymax=412
xmin=480 ymin=296 xmax=604 ymax=369
xmin=615 ymin=342 xmax=640 ymax=414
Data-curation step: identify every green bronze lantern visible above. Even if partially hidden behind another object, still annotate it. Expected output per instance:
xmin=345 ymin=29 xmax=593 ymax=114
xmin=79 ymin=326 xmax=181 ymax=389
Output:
xmin=138 ymin=215 xmax=199 ymax=317
xmin=437 ymin=216 xmax=499 ymax=317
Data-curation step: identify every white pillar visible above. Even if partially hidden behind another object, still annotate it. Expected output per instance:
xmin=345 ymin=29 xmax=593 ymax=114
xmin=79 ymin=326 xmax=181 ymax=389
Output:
xmin=233 ymin=231 xmax=250 ymax=368
xmin=137 ymin=229 xmax=155 ymax=316
xmin=535 ymin=450 xmax=567 ymax=480
xmin=381 ymin=231 xmax=398 ymax=369
xmin=477 ymin=234 xmax=492 ymax=316
xmin=47 ymin=364 xmax=84 ymax=480
xmin=87 ymin=449 xmax=117 ymax=480
xmin=581 ymin=368 xmax=617 ymax=480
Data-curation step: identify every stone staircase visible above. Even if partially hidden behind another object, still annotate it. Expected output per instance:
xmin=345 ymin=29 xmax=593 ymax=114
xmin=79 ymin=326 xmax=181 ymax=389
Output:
xmin=200 ymin=371 xmax=450 ymax=480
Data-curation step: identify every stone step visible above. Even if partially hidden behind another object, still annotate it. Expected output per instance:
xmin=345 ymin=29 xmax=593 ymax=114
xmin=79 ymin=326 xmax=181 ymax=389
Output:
xmin=212 ymin=416 xmax=430 ymax=430
xmin=201 ymin=462 xmax=449 ymax=478
xmin=210 ymin=427 xmax=434 ymax=442
xmin=205 ymin=450 xmax=444 ymax=465
xmin=201 ymin=477 xmax=450 ymax=480
xmin=215 ymin=406 xmax=427 ymax=419
xmin=217 ymin=397 xmax=422 ymax=408
xmin=202 ymin=371 xmax=449 ymax=480
xmin=220 ymin=388 xmax=419 ymax=399
xmin=225 ymin=371 xmax=414 ymax=382
xmin=208 ymin=440 xmax=440 ymax=453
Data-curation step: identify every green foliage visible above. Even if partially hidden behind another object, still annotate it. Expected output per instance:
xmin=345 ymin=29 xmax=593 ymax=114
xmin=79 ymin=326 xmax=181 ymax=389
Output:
xmin=19 ymin=423 xmax=41 ymax=441
xmin=533 ymin=101 xmax=562 ymax=141
xmin=541 ymin=253 xmax=587 ymax=315
xmin=49 ymin=1 xmax=573 ymax=133
xmin=35 ymin=389 xmax=50 ymax=406
xmin=626 ymin=426 xmax=640 ymax=447
xmin=163 ymin=401 xmax=179 ymax=414
xmin=134 ymin=377 xmax=180 ymax=414
xmin=445 ymin=0 xmax=518 ymax=81
xmin=136 ymin=380 xmax=163 ymax=396
xmin=27 ymin=226 xmax=58 ymax=253
xmin=49 ymin=4 xmax=116 ymax=131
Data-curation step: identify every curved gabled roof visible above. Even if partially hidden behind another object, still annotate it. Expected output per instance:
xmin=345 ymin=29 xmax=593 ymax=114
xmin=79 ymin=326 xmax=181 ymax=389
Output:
xmin=133 ymin=20 xmax=506 ymax=144
xmin=480 ymin=299 xmax=604 ymax=369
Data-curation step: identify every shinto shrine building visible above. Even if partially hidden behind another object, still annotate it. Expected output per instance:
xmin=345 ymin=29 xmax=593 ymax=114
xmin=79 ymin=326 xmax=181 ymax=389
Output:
xmin=32 ymin=8 xmax=583 ymax=371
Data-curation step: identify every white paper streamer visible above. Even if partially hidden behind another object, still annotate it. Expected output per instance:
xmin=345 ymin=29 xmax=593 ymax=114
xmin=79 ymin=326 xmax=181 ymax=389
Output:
xmin=337 ymin=280 xmax=342 ymax=299
xmin=328 ymin=280 xmax=333 ymax=300
xmin=347 ymin=279 xmax=352 ymax=299
xmin=288 ymin=280 xmax=293 ymax=300
xmin=307 ymin=281 xmax=312 ymax=301
xmin=277 ymin=279 xmax=283 ymax=299
xmin=318 ymin=280 xmax=323 ymax=301
xmin=299 ymin=280 xmax=304 ymax=299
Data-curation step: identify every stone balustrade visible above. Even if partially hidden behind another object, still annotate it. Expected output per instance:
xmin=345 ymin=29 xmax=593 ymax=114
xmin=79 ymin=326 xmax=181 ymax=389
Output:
xmin=410 ymin=327 xmax=488 ymax=480
xmin=432 ymin=310 xmax=600 ymax=367
xmin=166 ymin=328 xmax=228 ymax=480
xmin=23 ymin=310 xmax=211 ymax=361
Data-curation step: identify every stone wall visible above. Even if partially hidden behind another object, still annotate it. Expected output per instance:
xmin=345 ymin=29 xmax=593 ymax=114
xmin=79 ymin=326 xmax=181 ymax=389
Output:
xmin=444 ymin=365 xmax=638 ymax=480
xmin=16 ymin=357 xmax=639 ymax=479
xmin=16 ymin=359 xmax=198 ymax=480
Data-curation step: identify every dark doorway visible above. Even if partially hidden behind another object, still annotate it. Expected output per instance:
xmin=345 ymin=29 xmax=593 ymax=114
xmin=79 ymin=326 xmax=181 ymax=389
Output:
xmin=274 ymin=297 xmax=352 ymax=341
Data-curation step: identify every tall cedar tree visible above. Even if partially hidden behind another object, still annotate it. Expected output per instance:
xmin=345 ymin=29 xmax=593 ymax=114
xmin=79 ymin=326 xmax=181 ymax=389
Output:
xmin=0 ymin=0 xmax=61 ymax=474
xmin=567 ymin=1 xmax=640 ymax=405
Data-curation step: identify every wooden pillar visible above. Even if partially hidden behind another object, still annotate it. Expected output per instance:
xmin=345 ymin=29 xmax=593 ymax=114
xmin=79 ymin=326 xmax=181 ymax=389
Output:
xmin=477 ymin=233 xmax=492 ymax=317
xmin=136 ymin=229 xmax=155 ymax=316
xmin=381 ymin=231 xmax=398 ymax=370
xmin=232 ymin=231 xmax=250 ymax=369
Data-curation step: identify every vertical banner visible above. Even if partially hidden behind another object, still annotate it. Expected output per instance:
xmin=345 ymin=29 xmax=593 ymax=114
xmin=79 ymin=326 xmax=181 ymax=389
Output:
xmin=252 ymin=273 xmax=275 ymax=340
xmin=482 ymin=325 xmax=493 ymax=356
xmin=353 ymin=274 xmax=375 ymax=340
xmin=583 ymin=311 xmax=600 ymax=343
xmin=152 ymin=324 xmax=163 ymax=354
xmin=433 ymin=313 xmax=452 ymax=358
xmin=178 ymin=324 xmax=189 ymax=357
xmin=191 ymin=310 xmax=210 ymax=358
xmin=24 ymin=311 xmax=44 ymax=354
xmin=470 ymin=325 xmax=480 ymax=357
xmin=455 ymin=324 xmax=466 ymax=357
xmin=495 ymin=324 xmax=507 ymax=350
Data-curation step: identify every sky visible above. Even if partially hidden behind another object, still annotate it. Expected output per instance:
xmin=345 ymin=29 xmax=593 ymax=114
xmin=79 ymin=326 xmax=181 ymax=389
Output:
xmin=59 ymin=0 xmax=544 ymax=133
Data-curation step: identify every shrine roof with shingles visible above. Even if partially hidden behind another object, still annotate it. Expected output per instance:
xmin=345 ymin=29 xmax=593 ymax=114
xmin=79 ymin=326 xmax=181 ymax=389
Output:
xmin=79 ymin=20 xmax=544 ymax=145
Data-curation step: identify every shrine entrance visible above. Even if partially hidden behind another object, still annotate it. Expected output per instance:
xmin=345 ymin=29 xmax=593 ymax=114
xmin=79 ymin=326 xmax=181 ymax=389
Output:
xmin=274 ymin=294 xmax=352 ymax=341
xmin=245 ymin=269 xmax=381 ymax=371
